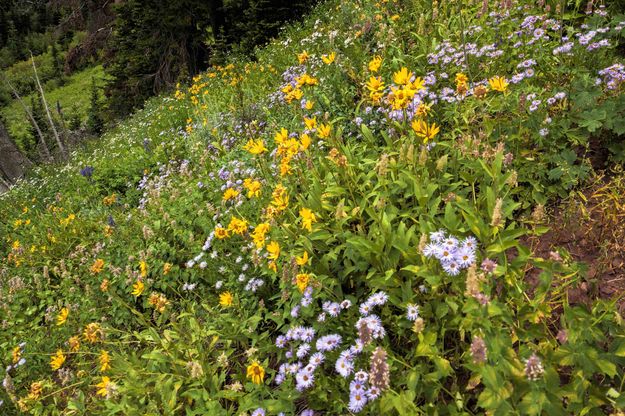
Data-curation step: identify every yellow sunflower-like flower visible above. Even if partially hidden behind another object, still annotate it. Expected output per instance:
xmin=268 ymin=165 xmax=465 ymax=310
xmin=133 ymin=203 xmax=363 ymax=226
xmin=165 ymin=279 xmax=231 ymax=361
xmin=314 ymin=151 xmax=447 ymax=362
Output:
xmin=228 ymin=217 xmax=248 ymax=235
xmin=50 ymin=349 xmax=66 ymax=370
xmin=99 ymin=350 xmax=111 ymax=372
xmin=321 ymin=52 xmax=336 ymax=64
xmin=299 ymin=208 xmax=317 ymax=232
xmin=246 ymin=361 xmax=265 ymax=384
xmin=219 ymin=291 xmax=234 ymax=307
xmin=243 ymin=139 xmax=268 ymax=155
xmin=222 ymin=188 xmax=240 ymax=202
xmin=295 ymin=273 xmax=310 ymax=292
xmin=57 ymin=307 xmax=69 ymax=326
xmin=368 ymin=56 xmax=383 ymax=73
xmin=96 ymin=376 xmax=111 ymax=397
xmin=90 ymin=259 xmax=105 ymax=274
xmin=214 ymin=226 xmax=229 ymax=239
xmin=131 ymin=280 xmax=144 ymax=297
xmin=317 ymin=124 xmax=331 ymax=139
xmin=488 ymin=76 xmax=509 ymax=92
xmin=266 ymin=241 xmax=280 ymax=261
xmin=296 ymin=251 xmax=309 ymax=266
xmin=411 ymin=119 xmax=441 ymax=143
xmin=393 ymin=67 xmax=414 ymax=86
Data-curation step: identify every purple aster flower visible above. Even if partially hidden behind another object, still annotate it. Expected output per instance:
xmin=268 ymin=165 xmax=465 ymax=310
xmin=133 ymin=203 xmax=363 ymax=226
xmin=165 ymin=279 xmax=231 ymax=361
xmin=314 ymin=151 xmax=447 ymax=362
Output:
xmin=251 ymin=409 xmax=266 ymax=416
xmin=354 ymin=370 xmax=369 ymax=382
xmin=316 ymin=334 xmax=342 ymax=351
xmin=406 ymin=304 xmax=420 ymax=321
xmin=297 ymin=343 xmax=311 ymax=359
xmin=276 ymin=336 xmax=287 ymax=348
xmin=348 ymin=389 xmax=368 ymax=413
xmin=309 ymin=352 xmax=325 ymax=367
xmin=335 ymin=356 xmax=354 ymax=378
xmin=295 ymin=369 xmax=315 ymax=391
xmin=350 ymin=379 xmax=367 ymax=393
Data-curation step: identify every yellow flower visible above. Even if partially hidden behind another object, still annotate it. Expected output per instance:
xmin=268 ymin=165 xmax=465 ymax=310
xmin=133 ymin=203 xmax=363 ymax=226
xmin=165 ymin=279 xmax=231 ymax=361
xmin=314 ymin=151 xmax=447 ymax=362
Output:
xmin=317 ymin=124 xmax=331 ymax=139
xmin=266 ymin=241 xmax=280 ymax=261
xmin=368 ymin=56 xmax=383 ymax=73
xmin=12 ymin=345 xmax=21 ymax=364
xmin=148 ymin=292 xmax=169 ymax=312
xmin=163 ymin=263 xmax=172 ymax=275
xmin=296 ymin=251 xmax=309 ymax=266
xmin=99 ymin=350 xmax=111 ymax=372
xmin=304 ymin=100 xmax=314 ymax=110
xmin=295 ymin=273 xmax=310 ymax=292
xmin=69 ymin=335 xmax=80 ymax=352
xmin=243 ymin=139 xmax=268 ymax=155
xmin=219 ymin=291 xmax=233 ymax=307
xmin=274 ymin=128 xmax=289 ymax=144
xmin=300 ymin=133 xmax=312 ymax=151
xmin=228 ymin=217 xmax=248 ymax=235
xmin=271 ymin=185 xmax=289 ymax=212
xmin=139 ymin=260 xmax=148 ymax=278
xmin=488 ymin=76 xmax=509 ymax=92
xmin=408 ymin=77 xmax=425 ymax=93
xmin=298 ymin=50 xmax=309 ymax=64
xmin=223 ymin=188 xmax=240 ymax=202
xmin=57 ymin=307 xmax=69 ymax=326
xmin=96 ymin=376 xmax=111 ymax=397
xmin=268 ymin=261 xmax=277 ymax=272
xmin=366 ymin=76 xmax=385 ymax=103
xmin=90 ymin=259 xmax=105 ymax=274
xmin=393 ymin=67 xmax=414 ymax=86
xmin=455 ymin=72 xmax=468 ymax=86
xmin=50 ymin=349 xmax=66 ymax=370
xmin=366 ymin=76 xmax=384 ymax=93
xmin=28 ymin=381 xmax=43 ymax=400
xmin=215 ymin=226 xmax=230 ymax=239
xmin=246 ymin=361 xmax=265 ymax=384
xmin=321 ymin=52 xmax=336 ymax=64
xmin=299 ymin=208 xmax=317 ymax=232
xmin=251 ymin=223 xmax=270 ymax=249
xmin=243 ymin=178 xmax=262 ymax=198
xmin=103 ymin=194 xmax=117 ymax=206
xmin=416 ymin=102 xmax=432 ymax=117
xmin=84 ymin=322 xmax=102 ymax=344
xmin=131 ymin=280 xmax=144 ymax=297
xmin=12 ymin=240 xmax=21 ymax=250
xmin=304 ymin=116 xmax=317 ymax=130
xmin=411 ymin=119 xmax=441 ymax=143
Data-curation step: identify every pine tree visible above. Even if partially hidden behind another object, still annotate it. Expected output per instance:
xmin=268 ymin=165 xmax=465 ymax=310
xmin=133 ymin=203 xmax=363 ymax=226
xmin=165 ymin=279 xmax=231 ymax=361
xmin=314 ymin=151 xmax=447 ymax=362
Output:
xmin=87 ymin=77 xmax=103 ymax=134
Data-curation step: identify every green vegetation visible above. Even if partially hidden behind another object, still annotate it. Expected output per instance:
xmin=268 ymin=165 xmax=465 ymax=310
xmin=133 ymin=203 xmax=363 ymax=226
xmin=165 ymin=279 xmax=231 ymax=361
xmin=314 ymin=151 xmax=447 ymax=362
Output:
xmin=1 ymin=65 xmax=104 ymax=151
xmin=2 ymin=0 xmax=625 ymax=415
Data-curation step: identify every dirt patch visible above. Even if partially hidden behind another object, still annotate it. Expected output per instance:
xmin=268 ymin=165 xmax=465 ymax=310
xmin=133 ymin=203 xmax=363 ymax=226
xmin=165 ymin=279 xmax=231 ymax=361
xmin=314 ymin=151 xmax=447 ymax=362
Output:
xmin=522 ymin=173 xmax=625 ymax=314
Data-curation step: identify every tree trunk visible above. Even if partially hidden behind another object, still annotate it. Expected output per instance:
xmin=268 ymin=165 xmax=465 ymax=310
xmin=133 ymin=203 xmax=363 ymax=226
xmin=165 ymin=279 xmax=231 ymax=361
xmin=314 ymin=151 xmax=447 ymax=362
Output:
xmin=0 ymin=119 xmax=32 ymax=185
xmin=32 ymin=53 xmax=66 ymax=158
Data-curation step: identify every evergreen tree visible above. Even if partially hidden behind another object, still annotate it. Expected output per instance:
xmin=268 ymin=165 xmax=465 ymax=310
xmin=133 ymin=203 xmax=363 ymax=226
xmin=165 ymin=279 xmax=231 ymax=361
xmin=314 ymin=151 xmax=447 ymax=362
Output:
xmin=87 ymin=77 xmax=103 ymax=134
xmin=51 ymin=43 xmax=64 ymax=81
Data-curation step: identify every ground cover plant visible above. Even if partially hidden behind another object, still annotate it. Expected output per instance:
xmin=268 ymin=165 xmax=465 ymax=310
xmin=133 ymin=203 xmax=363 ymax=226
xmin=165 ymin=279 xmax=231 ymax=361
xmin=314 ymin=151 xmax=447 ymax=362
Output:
xmin=2 ymin=0 xmax=625 ymax=415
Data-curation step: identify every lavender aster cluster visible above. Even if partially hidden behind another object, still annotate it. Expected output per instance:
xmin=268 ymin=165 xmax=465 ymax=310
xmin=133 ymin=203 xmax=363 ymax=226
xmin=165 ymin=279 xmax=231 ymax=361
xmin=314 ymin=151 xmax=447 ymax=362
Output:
xmin=422 ymin=230 xmax=478 ymax=276
xmin=598 ymin=63 xmax=625 ymax=90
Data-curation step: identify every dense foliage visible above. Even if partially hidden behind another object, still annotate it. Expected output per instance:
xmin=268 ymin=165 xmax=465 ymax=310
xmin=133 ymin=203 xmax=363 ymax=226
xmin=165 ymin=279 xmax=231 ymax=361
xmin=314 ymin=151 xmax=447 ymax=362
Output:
xmin=2 ymin=0 xmax=625 ymax=415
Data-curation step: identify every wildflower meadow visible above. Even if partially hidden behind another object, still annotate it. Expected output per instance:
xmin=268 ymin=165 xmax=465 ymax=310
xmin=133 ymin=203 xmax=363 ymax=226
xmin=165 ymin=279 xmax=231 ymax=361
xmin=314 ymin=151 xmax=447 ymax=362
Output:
xmin=2 ymin=0 xmax=625 ymax=415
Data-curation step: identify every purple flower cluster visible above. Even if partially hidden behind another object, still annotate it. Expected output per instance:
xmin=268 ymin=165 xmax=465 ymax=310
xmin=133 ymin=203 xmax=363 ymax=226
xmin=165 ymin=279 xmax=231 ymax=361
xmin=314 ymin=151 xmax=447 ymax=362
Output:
xmin=598 ymin=63 xmax=625 ymax=90
xmin=422 ymin=230 xmax=478 ymax=276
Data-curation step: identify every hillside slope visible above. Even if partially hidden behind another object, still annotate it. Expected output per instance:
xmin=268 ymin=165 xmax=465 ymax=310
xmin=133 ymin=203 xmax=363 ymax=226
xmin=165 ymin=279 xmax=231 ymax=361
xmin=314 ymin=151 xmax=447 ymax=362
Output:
xmin=2 ymin=0 xmax=625 ymax=415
